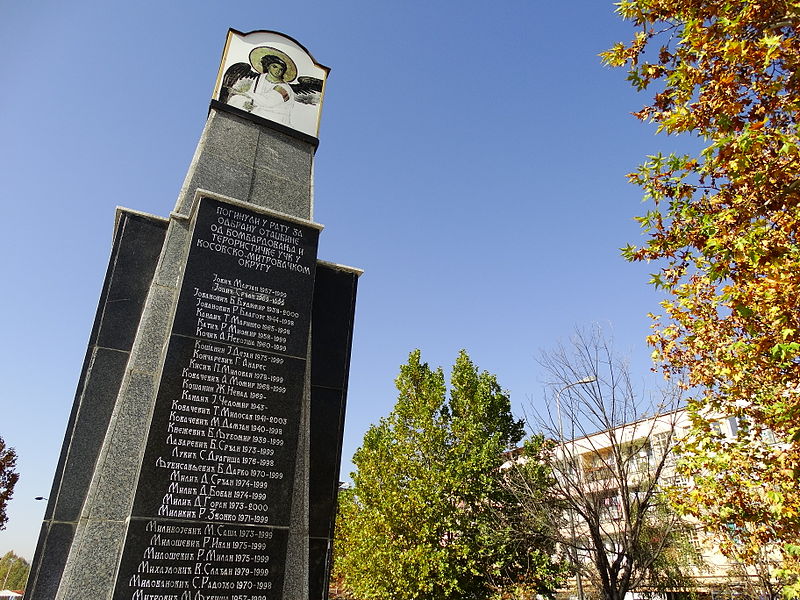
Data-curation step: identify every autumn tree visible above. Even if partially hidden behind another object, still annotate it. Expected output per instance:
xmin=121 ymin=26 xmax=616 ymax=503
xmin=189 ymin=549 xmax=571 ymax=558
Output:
xmin=0 ymin=437 xmax=18 ymax=531
xmin=501 ymin=330 xmax=702 ymax=600
xmin=602 ymin=0 xmax=800 ymax=591
xmin=720 ymin=525 xmax=788 ymax=600
xmin=332 ymin=350 xmax=564 ymax=600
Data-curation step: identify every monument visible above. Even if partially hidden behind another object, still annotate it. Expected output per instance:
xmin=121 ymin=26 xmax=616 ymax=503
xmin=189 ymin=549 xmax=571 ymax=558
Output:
xmin=26 ymin=29 xmax=359 ymax=600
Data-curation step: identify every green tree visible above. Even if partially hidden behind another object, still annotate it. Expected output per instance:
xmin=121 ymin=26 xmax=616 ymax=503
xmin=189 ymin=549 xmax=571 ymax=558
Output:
xmin=0 ymin=551 xmax=30 ymax=590
xmin=332 ymin=350 xmax=564 ymax=600
xmin=602 ymin=0 xmax=800 ymax=590
xmin=0 ymin=436 xmax=18 ymax=531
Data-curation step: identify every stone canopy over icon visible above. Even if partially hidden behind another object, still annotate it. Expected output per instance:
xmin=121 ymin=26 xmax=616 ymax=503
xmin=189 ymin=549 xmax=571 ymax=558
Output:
xmin=214 ymin=29 xmax=329 ymax=138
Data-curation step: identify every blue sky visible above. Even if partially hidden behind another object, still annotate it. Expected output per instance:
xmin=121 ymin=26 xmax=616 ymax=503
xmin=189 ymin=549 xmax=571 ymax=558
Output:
xmin=0 ymin=0 xmax=693 ymax=561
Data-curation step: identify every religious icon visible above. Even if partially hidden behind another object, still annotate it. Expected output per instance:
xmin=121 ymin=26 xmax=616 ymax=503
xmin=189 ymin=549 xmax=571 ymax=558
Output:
xmin=213 ymin=30 xmax=329 ymax=138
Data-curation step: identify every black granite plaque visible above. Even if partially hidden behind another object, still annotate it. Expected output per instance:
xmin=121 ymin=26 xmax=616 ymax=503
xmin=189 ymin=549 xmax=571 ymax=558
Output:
xmin=115 ymin=519 xmax=288 ymax=600
xmin=173 ymin=197 xmax=319 ymax=359
xmin=115 ymin=197 xmax=320 ymax=600
xmin=132 ymin=335 xmax=304 ymax=527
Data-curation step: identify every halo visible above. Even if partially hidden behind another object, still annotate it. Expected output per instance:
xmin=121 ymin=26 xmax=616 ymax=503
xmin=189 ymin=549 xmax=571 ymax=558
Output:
xmin=249 ymin=46 xmax=297 ymax=82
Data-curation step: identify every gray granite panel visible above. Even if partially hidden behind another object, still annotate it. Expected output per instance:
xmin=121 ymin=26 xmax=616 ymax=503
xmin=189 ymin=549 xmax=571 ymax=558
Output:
xmin=59 ymin=519 xmax=128 ymax=600
xmin=86 ymin=370 xmax=157 ymax=521
xmin=51 ymin=205 xmax=189 ymax=600
xmin=202 ymin=110 xmax=261 ymax=167
xmin=126 ymin=284 xmax=177 ymax=374
xmin=249 ymin=166 xmax=311 ymax=218
xmin=173 ymin=111 xmax=255 ymax=217
xmin=173 ymin=109 xmax=315 ymax=220
xmin=255 ymin=127 xmax=313 ymax=181
xmin=152 ymin=219 xmax=190 ymax=288
xmin=176 ymin=157 xmax=254 ymax=216
xmin=27 ymin=522 xmax=50 ymax=599
xmin=41 ymin=357 xmax=87 ymax=523
xmin=41 ymin=212 xmax=150 ymax=521
xmin=27 ymin=523 xmax=75 ymax=600
xmin=52 ymin=348 xmax=130 ymax=522
xmin=83 ymin=212 xmax=141 ymax=349
xmin=97 ymin=214 xmax=169 ymax=350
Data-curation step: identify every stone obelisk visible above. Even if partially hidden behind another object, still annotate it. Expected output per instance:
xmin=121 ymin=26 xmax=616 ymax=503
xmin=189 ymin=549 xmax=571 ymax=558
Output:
xmin=26 ymin=29 xmax=359 ymax=600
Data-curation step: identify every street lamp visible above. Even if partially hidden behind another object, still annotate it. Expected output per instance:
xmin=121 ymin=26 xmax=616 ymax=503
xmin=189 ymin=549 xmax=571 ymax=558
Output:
xmin=554 ymin=376 xmax=596 ymax=600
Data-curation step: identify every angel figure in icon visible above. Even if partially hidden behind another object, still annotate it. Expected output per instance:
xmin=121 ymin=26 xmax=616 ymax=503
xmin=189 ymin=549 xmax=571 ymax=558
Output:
xmin=220 ymin=46 xmax=323 ymax=127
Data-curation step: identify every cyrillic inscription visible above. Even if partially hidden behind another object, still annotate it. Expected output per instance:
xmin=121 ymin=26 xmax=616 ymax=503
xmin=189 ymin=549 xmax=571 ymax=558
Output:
xmin=116 ymin=198 xmax=319 ymax=600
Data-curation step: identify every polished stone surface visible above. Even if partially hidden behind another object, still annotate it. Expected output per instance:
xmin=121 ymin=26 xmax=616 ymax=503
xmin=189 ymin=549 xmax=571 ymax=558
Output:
xmin=30 ymin=103 xmax=354 ymax=600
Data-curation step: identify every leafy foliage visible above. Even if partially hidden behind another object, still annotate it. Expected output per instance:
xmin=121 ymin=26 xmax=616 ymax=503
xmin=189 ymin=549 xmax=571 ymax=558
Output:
xmin=602 ymin=0 xmax=800 ymax=589
xmin=719 ymin=523 xmax=788 ymax=600
xmin=332 ymin=350 xmax=564 ymax=600
xmin=0 ymin=436 xmax=18 ymax=531
xmin=0 ymin=551 xmax=30 ymax=590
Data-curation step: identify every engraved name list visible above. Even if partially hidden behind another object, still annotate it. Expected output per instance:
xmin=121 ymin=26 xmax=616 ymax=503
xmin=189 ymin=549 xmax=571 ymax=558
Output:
xmin=113 ymin=197 xmax=320 ymax=600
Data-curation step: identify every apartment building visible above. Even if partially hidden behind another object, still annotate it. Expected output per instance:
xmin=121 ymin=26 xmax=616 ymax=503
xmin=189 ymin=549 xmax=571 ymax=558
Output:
xmin=527 ymin=409 xmax=781 ymax=600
